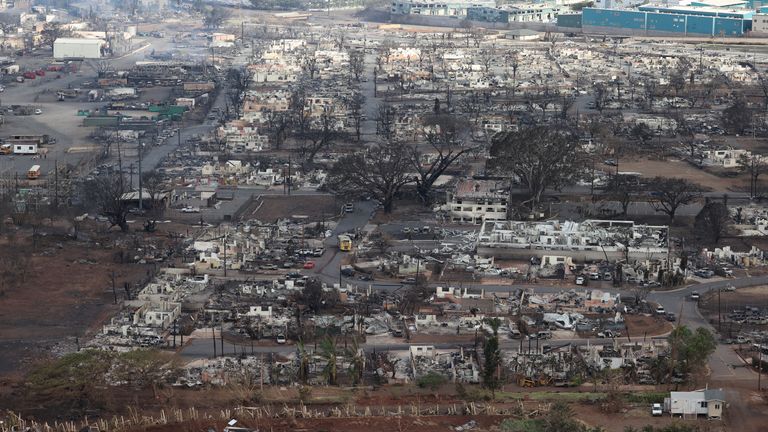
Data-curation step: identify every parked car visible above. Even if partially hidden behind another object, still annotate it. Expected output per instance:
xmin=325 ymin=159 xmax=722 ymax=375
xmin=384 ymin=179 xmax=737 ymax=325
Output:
xmin=652 ymin=403 xmax=663 ymax=416
xmin=303 ymin=261 xmax=315 ymax=269
xmin=665 ymin=312 xmax=677 ymax=322
xmin=575 ymin=276 xmax=586 ymax=286
xmin=343 ymin=203 xmax=354 ymax=213
xmin=276 ymin=335 xmax=287 ymax=344
xmin=180 ymin=206 xmax=200 ymax=213
xmin=597 ymin=330 xmax=620 ymax=338
xmin=530 ymin=330 xmax=552 ymax=340
xmin=655 ymin=305 xmax=666 ymax=315
xmin=721 ymin=285 xmax=736 ymax=292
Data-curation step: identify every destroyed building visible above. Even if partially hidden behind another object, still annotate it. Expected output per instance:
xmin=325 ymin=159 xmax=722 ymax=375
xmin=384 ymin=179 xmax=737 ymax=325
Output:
xmin=477 ymin=219 xmax=669 ymax=262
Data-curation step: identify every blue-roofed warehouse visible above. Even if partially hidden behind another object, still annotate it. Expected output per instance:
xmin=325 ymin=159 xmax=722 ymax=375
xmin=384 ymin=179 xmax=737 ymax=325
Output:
xmin=576 ymin=6 xmax=753 ymax=36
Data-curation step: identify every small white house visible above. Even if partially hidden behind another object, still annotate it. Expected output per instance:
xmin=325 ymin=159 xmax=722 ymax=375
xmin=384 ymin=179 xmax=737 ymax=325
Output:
xmin=14 ymin=143 xmax=38 ymax=154
xmin=246 ymin=305 xmax=273 ymax=320
xmin=666 ymin=389 xmax=725 ymax=419
xmin=409 ymin=345 xmax=436 ymax=359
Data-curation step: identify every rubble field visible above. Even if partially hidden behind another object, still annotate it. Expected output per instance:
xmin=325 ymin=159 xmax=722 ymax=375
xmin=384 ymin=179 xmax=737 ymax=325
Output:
xmin=0 ymin=233 xmax=151 ymax=376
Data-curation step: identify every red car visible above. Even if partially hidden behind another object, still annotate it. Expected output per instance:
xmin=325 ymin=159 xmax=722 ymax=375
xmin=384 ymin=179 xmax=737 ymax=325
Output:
xmin=35 ymin=70 xmax=45 ymax=76
xmin=303 ymin=261 xmax=315 ymax=270
xmin=23 ymin=72 xmax=36 ymax=79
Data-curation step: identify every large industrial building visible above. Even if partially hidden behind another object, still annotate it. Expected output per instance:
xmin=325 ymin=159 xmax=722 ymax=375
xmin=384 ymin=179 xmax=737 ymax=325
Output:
xmin=558 ymin=0 xmax=755 ymax=36
xmin=391 ymin=0 xmax=562 ymax=23
xmin=53 ymin=38 xmax=104 ymax=59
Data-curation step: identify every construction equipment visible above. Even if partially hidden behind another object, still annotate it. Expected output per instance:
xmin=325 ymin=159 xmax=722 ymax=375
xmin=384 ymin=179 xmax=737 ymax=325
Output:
xmin=518 ymin=376 xmax=536 ymax=387
xmin=538 ymin=375 xmax=553 ymax=386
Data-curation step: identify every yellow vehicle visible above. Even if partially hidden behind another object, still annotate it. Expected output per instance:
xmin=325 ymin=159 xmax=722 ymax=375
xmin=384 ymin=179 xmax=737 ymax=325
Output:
xmin=27 ymin=165 xmax=41 ymax=180
xmin=338 ymin=234 xmax=352 ymax=252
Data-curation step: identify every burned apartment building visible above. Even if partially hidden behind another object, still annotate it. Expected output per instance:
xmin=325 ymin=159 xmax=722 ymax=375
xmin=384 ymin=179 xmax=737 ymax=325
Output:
xmin=476 ymin=219 xmax=669 ymax=262
xmin=442 ymin=179 xmax=509 ymax=224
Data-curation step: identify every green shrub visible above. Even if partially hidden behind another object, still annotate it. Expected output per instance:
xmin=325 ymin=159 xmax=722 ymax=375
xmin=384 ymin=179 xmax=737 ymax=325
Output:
xmin=416 ymin=372 xmax=447 ymax=390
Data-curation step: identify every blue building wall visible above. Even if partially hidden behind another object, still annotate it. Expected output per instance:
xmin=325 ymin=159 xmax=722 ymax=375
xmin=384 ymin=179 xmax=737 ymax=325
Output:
xmin=583 ymin=8 xmax=646 ymax=29
xmin=686 ymin=15 xmax=713 ymax=33
xmin=646 ymin=12 xmax=685 ymax=32
xmin=582 ymin=7 xmax=749 ymax=35
xmin=714 ymin=16 xmax=748 ymax=34
xmin=556 ymin=13 xmax=582 ymax=28
xmin=467 ymin=6 xmax=509 ymax=22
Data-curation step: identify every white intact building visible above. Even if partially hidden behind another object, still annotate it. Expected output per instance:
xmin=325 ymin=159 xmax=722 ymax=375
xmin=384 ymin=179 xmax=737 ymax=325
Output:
xmin=445 ymin=179 xmax=508 ymax=224
xmin=53 ymin=38 xmax=104 ymax=59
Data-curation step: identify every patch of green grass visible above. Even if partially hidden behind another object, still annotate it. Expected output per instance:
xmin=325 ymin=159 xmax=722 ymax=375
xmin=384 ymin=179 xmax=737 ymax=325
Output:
xmin=626 ymin=391 xmax=667 ymax=404
xmin=454 ymin=388 xmax=608 ymax=402
xmin=499 ymin=418 xmax=545 ymax=432
xmin=493 ymin=391 xmax=607 ymax=402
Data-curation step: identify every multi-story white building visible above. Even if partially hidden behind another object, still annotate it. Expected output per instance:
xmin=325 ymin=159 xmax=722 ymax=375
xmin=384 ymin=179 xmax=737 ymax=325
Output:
xmin=444 ymin=179 xmax=508 ymax=224
xmin=391 ymin=0 xmax=495 ymax=16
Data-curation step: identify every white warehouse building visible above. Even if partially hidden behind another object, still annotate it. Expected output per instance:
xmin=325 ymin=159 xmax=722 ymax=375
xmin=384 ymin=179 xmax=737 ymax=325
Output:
xmin=53 ymin=38 xmax=104 ymax=59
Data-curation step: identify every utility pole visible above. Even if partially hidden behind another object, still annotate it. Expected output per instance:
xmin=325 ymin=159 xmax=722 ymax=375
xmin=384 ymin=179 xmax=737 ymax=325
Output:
xmin=759 ymin=348 xmax=763 ymax=391
xmin=223 ymin=229 xmax=227 ymax=277
xmin=220 ymin=320 xmax=224 ymax=356
xmin=212 ymin=323 xmax=217 ymax=358
xmin=53 ymin=159 xmax=58 ymax=208
xmin=138 ymin=142 xmax=143 ymax=211
xmin=111 ymin=270 xmax=117 ymax=304
xmin=718 ymin=287 xmax=722 ymax=332
xmin=117 ymin=116 xmax=124 ymax=193
xmin=287 ymin=155 xmax=292 ymax=196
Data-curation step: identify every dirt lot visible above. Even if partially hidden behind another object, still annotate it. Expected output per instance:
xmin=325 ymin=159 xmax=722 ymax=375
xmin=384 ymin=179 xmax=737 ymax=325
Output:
xmin=617 ymin=157 xmax=746 ymax=192
xmin=0 ymin=231 xmax=152 ymax=376
xmin=241 ymin=195 xmax=342 ymax=222
xmin=699 ymin=285 xmax=768 ymax=336
xmin=625 ymin=314 xmax=674 ymax=337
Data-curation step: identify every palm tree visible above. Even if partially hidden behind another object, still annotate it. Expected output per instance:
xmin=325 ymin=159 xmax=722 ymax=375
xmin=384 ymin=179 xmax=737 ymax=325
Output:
xmin=484 ymin=317 xmax=502 ymax=336
xmin=346 ymin=337 xmax=365 ymax=385
xmin=296 ymin=341 xmax=311 ymax=384
xmin=318 ymin=337 xmax=338 ymax=385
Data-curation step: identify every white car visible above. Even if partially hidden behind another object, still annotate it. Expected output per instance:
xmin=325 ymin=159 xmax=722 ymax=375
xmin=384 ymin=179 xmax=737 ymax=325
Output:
xmin=276 ymin=334 xmax=287 ymax=344
xmin=575 ymin=276 xmax=586 ymax=285
xmin=652 ymin=403 xmax=663 ymax=416
xmin=34 ymin=108 xmax=42 ymax=115
xmin=180 ymin=206 xmax=200 ymax=213
xmin=655 ymin=305 xmax=666 ymax=314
